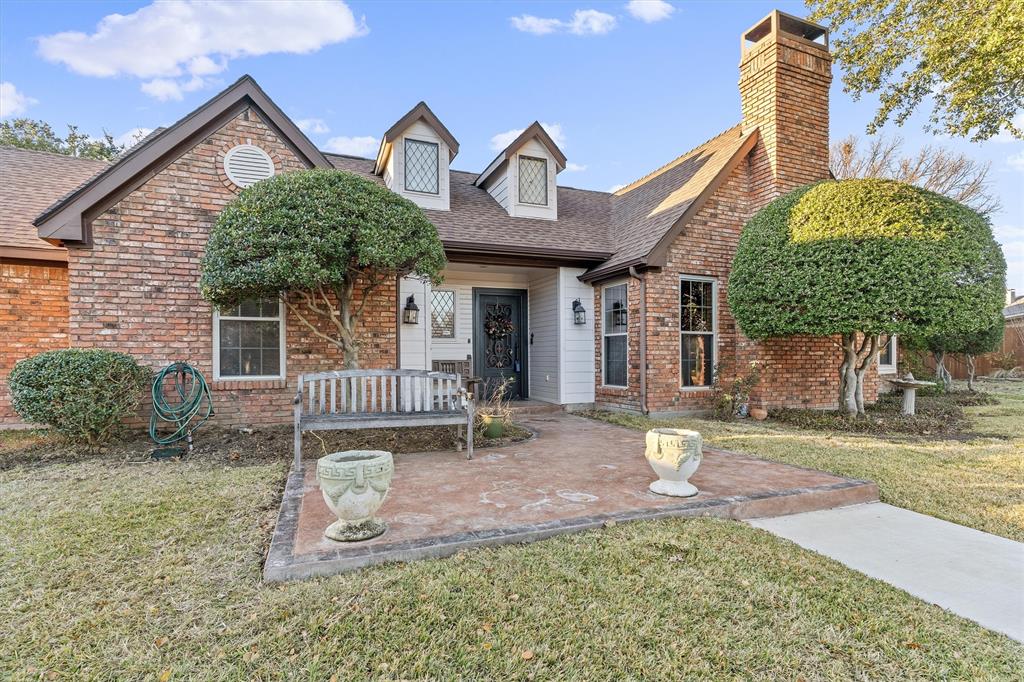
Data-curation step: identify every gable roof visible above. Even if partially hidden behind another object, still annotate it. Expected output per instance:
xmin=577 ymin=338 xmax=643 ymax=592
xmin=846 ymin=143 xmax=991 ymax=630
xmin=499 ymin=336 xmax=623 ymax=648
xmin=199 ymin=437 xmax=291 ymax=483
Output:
xmin=0 ymin=147 xmax=109 ymax=261
xmin=581 ymin=125 xmax=759 ymax=281
xmin=373 ymin=101 xmax=459 ymax=175
xmin=33 ymin=75 xmax=330 ymax=245
xmin=475 ymin=121 xmax=568 ymax=187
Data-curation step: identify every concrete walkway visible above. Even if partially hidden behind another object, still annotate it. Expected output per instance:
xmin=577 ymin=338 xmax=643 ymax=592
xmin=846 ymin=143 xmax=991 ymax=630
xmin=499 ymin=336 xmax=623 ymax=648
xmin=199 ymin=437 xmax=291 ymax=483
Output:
xmin=750 ymin=503 xmax=1024 ymax=642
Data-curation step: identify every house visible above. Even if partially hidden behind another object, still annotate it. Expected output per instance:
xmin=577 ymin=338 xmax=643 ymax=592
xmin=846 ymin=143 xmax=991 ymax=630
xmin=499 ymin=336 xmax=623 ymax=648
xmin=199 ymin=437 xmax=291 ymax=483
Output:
xmin=0 ymin=10 xmax=883 ymax=426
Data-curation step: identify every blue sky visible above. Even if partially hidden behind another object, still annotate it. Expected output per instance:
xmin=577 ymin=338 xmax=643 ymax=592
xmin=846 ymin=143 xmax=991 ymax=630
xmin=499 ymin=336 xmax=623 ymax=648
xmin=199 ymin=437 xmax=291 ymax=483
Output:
xmin=2 ymin=0 xmax=1021 ymax=290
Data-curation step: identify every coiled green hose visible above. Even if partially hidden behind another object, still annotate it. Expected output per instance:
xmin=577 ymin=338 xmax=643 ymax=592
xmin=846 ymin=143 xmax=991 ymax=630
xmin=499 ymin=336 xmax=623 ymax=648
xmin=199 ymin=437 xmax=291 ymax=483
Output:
xmin=149 ymin=362 xmax=214 ymax=449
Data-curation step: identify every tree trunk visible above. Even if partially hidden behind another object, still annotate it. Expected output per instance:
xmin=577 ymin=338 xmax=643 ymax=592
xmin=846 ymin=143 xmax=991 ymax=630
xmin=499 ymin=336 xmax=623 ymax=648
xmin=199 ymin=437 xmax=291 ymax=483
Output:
xmin=966 ymin=354 xmax=976 ymax=391
xmin=839 ymin=333 xmax=859 ymax=416
xmin=933 ymin=351 xmax=952 ymax=391
xmin=852 ymin=334 xmax=879 ymax=416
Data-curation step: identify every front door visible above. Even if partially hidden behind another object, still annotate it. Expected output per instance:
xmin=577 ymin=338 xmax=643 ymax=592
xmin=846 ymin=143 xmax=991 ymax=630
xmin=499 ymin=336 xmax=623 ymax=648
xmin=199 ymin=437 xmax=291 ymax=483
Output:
xmin=473 ymin=289 xmax=527 ymax=401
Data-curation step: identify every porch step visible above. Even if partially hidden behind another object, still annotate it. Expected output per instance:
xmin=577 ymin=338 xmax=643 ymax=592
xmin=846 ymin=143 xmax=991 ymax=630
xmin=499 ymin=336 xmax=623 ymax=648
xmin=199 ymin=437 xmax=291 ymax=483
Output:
xmin=507 ymin=400 xmax=564 ymax=416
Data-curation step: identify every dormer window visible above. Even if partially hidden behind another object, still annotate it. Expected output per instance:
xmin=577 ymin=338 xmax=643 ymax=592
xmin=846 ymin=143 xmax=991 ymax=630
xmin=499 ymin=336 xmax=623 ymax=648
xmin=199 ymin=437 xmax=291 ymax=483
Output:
xmin=404 ymin=138 xmax=439 ymax=194
xmin=518 ymin=156 xmax=548 ymax=205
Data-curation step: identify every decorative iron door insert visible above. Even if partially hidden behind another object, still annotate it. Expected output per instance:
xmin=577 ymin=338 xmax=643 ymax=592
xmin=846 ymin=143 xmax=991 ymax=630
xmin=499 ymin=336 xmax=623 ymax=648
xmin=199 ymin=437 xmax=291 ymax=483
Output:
xmin=473 ymin=289 xmax=527 ymax=401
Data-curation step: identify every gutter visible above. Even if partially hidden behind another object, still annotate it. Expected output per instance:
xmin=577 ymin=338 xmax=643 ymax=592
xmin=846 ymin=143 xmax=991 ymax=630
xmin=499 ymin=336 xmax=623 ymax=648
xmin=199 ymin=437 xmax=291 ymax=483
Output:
xmin=629 ymin=265 xmax=649 ymax=415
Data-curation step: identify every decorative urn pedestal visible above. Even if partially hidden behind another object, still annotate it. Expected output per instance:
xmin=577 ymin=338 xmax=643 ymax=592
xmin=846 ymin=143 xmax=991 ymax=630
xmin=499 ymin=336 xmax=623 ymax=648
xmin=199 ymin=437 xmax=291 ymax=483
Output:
xmin=645 ymin=428 xmax=702 ymax=498
xmin=316 ymin=450 xmax=394 ymax=542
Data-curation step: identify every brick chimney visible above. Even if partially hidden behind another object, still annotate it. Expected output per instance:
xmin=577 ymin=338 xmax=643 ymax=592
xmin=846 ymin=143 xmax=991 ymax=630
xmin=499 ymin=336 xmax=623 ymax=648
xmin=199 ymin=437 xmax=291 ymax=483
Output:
xmin=739 ymin=10 xmax=832 ymax=208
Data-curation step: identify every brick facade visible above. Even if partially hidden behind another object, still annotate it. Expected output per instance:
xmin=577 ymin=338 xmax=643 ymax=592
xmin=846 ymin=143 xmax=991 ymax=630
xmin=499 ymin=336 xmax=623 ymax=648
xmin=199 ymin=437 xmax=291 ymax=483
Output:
xmin=0 ymin=261 xmax=69 ymax=424
xmin=68 ymin=108 xmax=397 ymax=427
xmin=593 ymin=15 xmax=879 ymax=414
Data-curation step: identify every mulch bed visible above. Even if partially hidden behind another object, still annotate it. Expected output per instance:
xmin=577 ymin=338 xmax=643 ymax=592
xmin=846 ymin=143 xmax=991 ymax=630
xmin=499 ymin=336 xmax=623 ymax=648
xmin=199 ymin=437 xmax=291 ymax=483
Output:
xmin=0 ymin=422 xmax=532 ymax=470
xmin=767 ymin=390 xmax=999 ymax=438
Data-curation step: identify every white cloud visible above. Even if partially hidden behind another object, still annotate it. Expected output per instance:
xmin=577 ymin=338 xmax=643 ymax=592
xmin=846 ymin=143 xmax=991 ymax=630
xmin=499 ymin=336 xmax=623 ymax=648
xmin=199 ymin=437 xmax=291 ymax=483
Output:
xmin=0 ymin=82 xmax=37 ymax=118
xmin=565 ymin=162 xmax=588 ymax=172
xmin=324 ymin=135 xmax=378 ymax=156
xmin=37 ymin=1 xmax=367 ymax=100
xmin=114 ymin=127 xmax=154 ymax=148
xmin=296 ymin=118 xmax=330 ymax=135
xmin=510 ymin=9 xmax=616 ymax=36
xmin=625 ymin=1 xmax=675 ymax=23
xmin=608 ymin=183 xmax=626 ymax=192
xmin=490 ymin=122 xmax=566 ymax=151
xmin=1007 ymin=150 xmax=1024 ymax=171
xmin=509 ymin=15 xmax=562 ymax=36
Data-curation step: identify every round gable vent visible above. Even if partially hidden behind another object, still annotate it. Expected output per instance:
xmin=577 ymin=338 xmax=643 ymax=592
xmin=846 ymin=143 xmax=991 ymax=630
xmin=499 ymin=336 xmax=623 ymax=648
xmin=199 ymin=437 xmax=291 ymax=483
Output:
xmin=223 ymin=144 xmax=275 ymax=187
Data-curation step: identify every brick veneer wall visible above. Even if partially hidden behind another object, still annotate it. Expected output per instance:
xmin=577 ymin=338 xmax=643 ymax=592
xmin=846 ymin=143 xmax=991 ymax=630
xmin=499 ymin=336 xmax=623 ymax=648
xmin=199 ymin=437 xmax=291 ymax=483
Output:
xmin=0 ymin=260 xmax=69 ymax=424
xmin=68 ymin=108 xmax=397 ymax=427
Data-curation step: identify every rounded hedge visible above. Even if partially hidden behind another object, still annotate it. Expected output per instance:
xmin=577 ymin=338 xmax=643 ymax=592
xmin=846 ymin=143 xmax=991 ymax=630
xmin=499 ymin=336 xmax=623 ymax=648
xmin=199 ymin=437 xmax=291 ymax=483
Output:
xmin=9 ymin=349 xmax=151 ymax=448
xmin=200 ymin=169 xmax=446 ymax=309
xmin=729 ymin=179 xmax=1006 ymax=340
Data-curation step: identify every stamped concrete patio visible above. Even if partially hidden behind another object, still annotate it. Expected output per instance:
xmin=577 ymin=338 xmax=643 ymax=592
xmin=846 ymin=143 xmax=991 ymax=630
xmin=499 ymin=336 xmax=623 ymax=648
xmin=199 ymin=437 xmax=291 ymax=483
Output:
xmin=264 ymin=413 xmax=878 ymax=581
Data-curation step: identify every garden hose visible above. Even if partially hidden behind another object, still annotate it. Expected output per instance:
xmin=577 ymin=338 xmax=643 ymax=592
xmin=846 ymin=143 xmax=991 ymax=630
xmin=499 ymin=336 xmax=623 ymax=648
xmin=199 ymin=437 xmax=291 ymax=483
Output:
xmin=149 ymin=361 xmax=214 ymax=456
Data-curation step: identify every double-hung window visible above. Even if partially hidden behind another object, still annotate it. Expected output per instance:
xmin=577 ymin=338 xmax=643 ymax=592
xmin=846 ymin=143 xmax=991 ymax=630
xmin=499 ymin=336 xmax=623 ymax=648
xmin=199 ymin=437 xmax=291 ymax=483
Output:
xmin=404 ymin=138 xmax=439 ymax=194
xmin=214 ymin=297 xmax=285 ymax=380
xmin=878 ymin=335 xmax=897 ymax=374
xmin=602 ymin=283 xmax=628 ymax=387
xmin=680 ymin=277 xmax=716 ymax=388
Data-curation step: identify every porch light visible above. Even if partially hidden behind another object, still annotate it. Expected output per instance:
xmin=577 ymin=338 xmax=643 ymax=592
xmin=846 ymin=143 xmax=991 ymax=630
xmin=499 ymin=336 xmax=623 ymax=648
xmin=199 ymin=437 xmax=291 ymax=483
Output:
xmin=402 ymin=295 xmax=420 ymax=324
xmin=572 ymin=299 xmax=586 ymax=325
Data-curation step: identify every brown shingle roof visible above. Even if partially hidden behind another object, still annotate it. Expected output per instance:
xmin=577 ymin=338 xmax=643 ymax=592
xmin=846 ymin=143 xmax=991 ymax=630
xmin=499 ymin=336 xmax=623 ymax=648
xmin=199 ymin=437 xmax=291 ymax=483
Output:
xmin=327 ymin=154 xmax=616 ymax=261
xmin=0 ymin=146 xmax=109 ymax=260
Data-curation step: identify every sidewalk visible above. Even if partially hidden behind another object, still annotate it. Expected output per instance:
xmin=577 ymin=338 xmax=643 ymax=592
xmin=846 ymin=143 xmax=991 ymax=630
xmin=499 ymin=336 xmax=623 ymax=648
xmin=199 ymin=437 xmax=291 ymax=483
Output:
xmin=750 ymin=503 xmax=1024 ymax=642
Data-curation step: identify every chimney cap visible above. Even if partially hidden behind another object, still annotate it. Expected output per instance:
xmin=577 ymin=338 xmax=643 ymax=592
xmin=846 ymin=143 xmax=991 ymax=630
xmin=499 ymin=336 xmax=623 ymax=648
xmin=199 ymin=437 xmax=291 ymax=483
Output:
xmin=743 ymin=10 xmax=829 ymax=55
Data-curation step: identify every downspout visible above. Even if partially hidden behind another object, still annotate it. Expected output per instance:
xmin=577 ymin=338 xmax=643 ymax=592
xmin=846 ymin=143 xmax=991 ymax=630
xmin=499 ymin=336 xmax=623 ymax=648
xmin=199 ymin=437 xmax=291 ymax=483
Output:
xmin=629 ymin=266 xmax=649 ymax=415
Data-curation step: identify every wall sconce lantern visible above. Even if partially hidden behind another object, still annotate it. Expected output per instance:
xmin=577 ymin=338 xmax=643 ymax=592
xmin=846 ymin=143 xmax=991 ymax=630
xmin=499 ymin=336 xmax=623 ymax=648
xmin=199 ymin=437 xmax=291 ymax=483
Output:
xmin=402 ymin=294 xmax=420 ymax=324
xmin=572 ymin=298 xmax=586 ymax=325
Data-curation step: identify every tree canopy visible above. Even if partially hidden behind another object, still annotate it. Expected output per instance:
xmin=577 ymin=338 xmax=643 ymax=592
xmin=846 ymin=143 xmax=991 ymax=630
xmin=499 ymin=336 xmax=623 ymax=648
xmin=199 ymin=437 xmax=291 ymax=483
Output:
xmin=809 ymin=0 xmax=1024 ymax=142
xmin=729 ymin=179 xmax=1006 ymax=414
xmin=200 ymin=169 xmax=446 ymax=366
xmin=0 ymin=118 xmax=124 ymax=160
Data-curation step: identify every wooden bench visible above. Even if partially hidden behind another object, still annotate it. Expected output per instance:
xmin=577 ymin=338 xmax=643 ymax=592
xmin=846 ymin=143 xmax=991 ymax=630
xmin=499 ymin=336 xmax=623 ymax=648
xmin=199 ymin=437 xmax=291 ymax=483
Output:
xmin=293 ymin=369 xmax=475 ymax=468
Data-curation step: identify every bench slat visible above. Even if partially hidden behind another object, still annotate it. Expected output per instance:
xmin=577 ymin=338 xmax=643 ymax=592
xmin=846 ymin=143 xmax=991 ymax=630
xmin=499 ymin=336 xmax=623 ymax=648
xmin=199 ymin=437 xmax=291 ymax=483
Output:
xmin=319 ymin=379 xmax=326 ymax=415
xmin=390 ymin=375 xmax=397 ymax=412
xmin=349 ymin=377 xmax=357 ymax=414
xmin=330 ymin=378 xmax=336 ymax=414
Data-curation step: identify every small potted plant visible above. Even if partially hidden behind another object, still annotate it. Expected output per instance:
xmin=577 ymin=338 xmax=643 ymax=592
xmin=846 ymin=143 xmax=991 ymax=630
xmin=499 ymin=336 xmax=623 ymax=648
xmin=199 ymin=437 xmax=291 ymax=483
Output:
xmin=476 ymin=376 xmax=514 ymax=439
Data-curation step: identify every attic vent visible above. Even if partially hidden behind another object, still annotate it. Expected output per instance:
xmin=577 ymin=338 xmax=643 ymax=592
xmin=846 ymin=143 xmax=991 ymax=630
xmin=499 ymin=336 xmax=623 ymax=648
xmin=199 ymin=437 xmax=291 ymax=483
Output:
xmin=224 ymin=144 xmax=275 ymax=187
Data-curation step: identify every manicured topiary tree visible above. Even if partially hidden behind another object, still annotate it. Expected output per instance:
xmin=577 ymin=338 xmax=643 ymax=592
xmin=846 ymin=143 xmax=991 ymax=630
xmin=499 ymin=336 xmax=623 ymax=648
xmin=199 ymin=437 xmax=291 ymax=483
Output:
xmin=9 ymin=349 xmax=151 ymax=449
xmin=729 ymin=178 xmax=1006 ymax=416
xmin=200 ymin=169 xmax=446 ymax=368
xmin=908 ymin=314 xmax=1005 ymax=391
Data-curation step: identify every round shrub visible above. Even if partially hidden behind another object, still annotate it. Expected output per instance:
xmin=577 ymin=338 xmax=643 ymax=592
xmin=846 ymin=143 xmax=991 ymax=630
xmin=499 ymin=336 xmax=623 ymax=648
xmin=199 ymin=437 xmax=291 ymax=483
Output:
xmin=9 ymin=349 xmax=151 ymax=448
xmin=729 ymin=178 xmax=1006 ymax=341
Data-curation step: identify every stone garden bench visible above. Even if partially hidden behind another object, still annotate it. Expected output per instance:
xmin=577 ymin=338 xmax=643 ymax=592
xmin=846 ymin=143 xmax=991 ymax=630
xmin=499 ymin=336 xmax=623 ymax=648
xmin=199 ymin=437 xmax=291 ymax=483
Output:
xmin=294 ymin=369 xmax=475 ymax=468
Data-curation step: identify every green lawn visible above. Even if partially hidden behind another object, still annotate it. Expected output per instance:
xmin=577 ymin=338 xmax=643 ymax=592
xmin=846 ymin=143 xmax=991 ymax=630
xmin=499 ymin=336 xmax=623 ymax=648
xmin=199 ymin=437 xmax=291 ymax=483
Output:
xmin=2 ymin=383 xmax=1022 ymax=678
xmin=585 ymin=380 xmax=1024 ymax=542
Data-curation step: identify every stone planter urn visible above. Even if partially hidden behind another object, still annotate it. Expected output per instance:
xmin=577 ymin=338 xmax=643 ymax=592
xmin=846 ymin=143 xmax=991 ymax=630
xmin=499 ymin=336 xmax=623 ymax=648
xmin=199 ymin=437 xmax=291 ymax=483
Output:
xmin=316 ymin=450 xmax=394 ymax=542
xmin=644 ymin=428 xmax=702 ymax=497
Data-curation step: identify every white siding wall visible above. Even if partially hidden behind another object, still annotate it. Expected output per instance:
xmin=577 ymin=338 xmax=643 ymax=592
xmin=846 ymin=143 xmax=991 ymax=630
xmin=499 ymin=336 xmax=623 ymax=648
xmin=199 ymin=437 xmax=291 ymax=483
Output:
xmin=528 ymin=269 xmax=559 ymax=403
xmin=399 ymin=276 xmax=430 ymax=370
xmin=485 ymin=173 xmax=511 ymax=212
xmin=386 ymin=120 xmax=450 ymax=211
xmin=559 ymin=267 xmax=596 ymax=405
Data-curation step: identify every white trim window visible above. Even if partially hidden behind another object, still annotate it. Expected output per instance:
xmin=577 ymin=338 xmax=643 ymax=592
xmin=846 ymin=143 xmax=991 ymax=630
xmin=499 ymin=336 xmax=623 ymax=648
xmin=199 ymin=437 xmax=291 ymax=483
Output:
xmin=878 ymin=335 xmax=898 ymax=374
xmin=518 ymin=155 xmax=548 ymax=206
xmin=602 ymin=282 xmax=628 ymax=387
xmin=213 ymin=297 xmax=286 ymax=380
xmin=680 ymin=276 xmax=716 ymax=388
xmin=404 ymin=138 xmax=439 ymax=194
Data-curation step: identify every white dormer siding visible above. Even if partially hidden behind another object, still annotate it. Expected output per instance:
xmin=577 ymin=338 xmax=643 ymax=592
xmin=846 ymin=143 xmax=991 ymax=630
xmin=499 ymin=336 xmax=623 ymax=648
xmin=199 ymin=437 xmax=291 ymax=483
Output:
xmin=475 ymin=124 xmax=564 ymax=221
xmin=382 ymin=120 xmax=451 ymax=211
xmin=509 ymin=138 xmax=557 ymax=220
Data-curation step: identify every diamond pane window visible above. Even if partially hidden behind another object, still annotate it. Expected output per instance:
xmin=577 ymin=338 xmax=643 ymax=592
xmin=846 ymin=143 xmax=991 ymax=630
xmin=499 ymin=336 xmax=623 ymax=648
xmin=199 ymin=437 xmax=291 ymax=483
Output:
xmin=431 ymin=290 xmax=456 ymax=338
xmin=216 ymin=297 xmax=284 ymax=379
xmin=519 ymin=156 xmax=548 ymax=205
xmin=404 ymin=138 xmax=439 ymax=194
